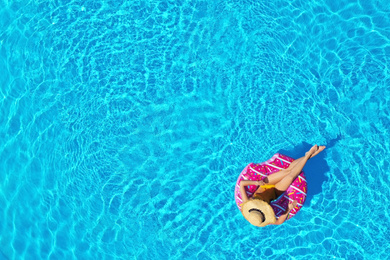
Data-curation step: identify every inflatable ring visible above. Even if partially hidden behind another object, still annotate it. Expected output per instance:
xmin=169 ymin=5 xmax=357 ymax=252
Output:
xmin=234 ymin=153 xmax=307 ymax=220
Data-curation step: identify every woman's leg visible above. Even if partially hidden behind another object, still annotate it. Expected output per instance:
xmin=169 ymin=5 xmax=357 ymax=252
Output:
xmin=282 ymin=145 xmax=326 ymax=170
xmin=262 ymin=145 xmax=325 ymax=185
xmin=274 ymin=145 xmax=319 ymax=192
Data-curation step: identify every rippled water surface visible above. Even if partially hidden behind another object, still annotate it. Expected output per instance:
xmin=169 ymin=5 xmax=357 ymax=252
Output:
xmin=1 ymin=0 xmax=390 ymax=259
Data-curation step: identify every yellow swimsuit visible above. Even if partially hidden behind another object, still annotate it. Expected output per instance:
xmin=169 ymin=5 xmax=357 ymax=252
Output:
xmin=252 ymin=185 xmax=277 ymax=204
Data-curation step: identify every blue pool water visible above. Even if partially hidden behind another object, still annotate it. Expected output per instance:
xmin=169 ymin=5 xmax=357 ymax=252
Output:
xmin=1 ymin=0 xmax=390 ymax=259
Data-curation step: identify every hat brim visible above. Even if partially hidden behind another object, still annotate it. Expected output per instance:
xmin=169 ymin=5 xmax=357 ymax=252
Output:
xmin=241 ymin=199 xmax=276 ymax=227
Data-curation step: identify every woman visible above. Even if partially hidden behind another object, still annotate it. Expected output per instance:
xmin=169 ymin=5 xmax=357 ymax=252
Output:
xmin=240 ymin=145 xmax=326 ymax=227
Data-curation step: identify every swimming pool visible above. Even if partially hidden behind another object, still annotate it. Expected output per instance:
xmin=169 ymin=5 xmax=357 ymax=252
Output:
xmin=1 ymin=0 xmax=389 ymax=259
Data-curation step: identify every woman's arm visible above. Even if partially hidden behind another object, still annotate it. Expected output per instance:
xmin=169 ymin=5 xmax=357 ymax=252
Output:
xmin=239 ymin=180 xmax=264 ymax=203
xmin=240 ymin=180 xmax=264 ymax=186
xmin=273 ymin=209 xmax=291 ymax=225
xmin=271 ymin=200 xmax=297 ymax=225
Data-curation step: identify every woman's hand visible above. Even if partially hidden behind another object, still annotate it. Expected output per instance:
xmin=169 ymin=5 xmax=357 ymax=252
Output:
xmin=257 ymin=180 xmax=265 ymax=186
xmin=288 ymin=200 xmax=298 ymax=211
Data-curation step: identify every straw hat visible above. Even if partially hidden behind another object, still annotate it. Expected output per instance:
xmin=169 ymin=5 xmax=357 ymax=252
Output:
xmin=241 ymin=199 xmax=276 ymax=227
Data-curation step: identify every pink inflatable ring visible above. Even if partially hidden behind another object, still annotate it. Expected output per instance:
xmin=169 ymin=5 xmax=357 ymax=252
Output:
xmin=234 ymin=153 xmax=307 ymax=220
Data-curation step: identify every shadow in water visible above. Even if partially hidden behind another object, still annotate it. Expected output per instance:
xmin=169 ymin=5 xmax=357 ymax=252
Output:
xmin=278 ymin=136 xmax=340 ymax=205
